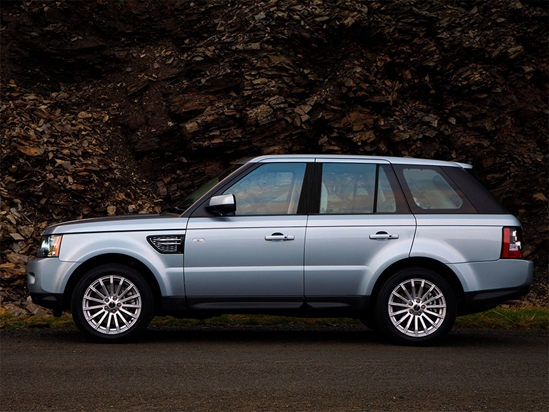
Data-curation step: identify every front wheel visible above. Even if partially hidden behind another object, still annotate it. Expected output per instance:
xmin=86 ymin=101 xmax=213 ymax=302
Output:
xmin=375 ymin=267 xmax=456 ymax=345
xmin=71 ymin=264 xmax=154 ymax=342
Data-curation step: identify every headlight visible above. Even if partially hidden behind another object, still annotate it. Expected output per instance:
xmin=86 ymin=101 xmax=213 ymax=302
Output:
xmin=38 ymin=235 xmax=63 ymax=258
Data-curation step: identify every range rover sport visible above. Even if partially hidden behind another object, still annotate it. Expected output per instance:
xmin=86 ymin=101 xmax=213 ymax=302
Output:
xmin=27 ymin=155 xmax=533 ymax=344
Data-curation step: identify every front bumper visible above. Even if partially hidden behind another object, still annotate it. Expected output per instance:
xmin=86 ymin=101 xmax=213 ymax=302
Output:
xmin=27 ymin=257 xmax=76 ymax=315
xmin=28 ymin=292 xmax=65 ymax=314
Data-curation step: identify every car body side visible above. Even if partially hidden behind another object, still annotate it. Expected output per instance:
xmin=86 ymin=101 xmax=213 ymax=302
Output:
xmin=27 ymin=155 xmax=533 ymax=320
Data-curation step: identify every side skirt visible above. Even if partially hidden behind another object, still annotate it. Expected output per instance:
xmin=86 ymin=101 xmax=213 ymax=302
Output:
xmin=160 ymin=296 xmax=370 ymax=318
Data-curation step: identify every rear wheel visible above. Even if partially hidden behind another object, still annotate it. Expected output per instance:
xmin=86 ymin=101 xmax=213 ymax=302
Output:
xmin=71 ymin=264 xmax=154 ymax=342
xmin=375 ymin=267 xmax=456 ymax=345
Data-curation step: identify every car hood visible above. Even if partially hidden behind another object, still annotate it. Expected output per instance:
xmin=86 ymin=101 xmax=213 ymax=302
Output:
xmin=43 ymin=214 xmax=188 ymax=235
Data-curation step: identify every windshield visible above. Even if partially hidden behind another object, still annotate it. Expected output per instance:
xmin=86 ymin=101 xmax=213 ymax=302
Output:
xmin=175 ymin=164 xmax=243 ymax=213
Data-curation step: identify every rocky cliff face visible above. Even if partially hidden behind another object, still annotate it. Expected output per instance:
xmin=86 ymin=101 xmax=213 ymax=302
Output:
xmin=1 ymin=0 xmax=547 ymax=312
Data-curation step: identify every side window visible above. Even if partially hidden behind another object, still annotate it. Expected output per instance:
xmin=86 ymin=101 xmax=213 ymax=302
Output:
xmin=377 ymin=166 xmax=397 ymax=213
xmin=400 ymin=167 xmax=474 ymax=212
xmin=320 ymin=163 xmax=377 ymax=214
xmin=224 ymin=163 xmax=306 ymax=215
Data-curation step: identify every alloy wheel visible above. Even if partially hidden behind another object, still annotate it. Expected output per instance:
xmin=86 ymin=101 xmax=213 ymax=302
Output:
xmin=82 ymin=274 xmax=142 ymax=335
xmin=387 ymin=277 xmax=447 ymax=338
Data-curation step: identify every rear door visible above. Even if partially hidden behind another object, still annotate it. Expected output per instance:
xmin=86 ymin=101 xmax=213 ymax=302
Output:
xmin=304 ymin=160 xmax=416 ymax=309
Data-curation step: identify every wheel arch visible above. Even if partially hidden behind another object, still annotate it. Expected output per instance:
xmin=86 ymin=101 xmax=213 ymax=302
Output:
xmin=369 ymin=257 xmax=465 ymax=314
xmin=62 ymin=254 xmax=163 ymax=314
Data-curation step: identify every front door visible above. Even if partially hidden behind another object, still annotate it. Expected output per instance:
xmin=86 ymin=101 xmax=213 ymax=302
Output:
xmin=184 ymin=162 xmax=308 ymax=310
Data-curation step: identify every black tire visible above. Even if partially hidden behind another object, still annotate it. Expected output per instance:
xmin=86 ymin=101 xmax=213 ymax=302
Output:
xmin=375 ymin=267 xmax=456 ymax=345
xmin=71 ymin=264 xmax=154 ymax=342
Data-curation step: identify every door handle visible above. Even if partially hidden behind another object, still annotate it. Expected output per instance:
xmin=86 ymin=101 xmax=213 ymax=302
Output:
xmin=369 ymin=231 xmax=399 ymax=240
xmin=265 ymin=233 xmax=295 ymax=241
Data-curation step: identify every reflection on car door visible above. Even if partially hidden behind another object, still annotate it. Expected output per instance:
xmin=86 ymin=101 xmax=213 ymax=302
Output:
xmin=184 ymin=163 xmax=308 ymax=310
xmin=304 ymin=162 xmax=416 ymax=309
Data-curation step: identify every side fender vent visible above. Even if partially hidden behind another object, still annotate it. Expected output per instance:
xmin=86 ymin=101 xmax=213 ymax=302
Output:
xmin=147 ymin=235 xmax=185 ymax=254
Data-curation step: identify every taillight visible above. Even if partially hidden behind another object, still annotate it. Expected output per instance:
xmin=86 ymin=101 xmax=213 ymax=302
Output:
xmin=501 ymin=227 xmax=523 ymax=259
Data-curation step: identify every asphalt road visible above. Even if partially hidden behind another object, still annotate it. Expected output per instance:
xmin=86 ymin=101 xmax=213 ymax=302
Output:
xmin=1 ymin=325 xmax=547 ymax=411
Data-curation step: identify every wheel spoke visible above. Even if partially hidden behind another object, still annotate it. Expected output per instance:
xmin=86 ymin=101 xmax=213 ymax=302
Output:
xmin=98 ymin=278 xmax=110 ymax=297
xmin=395 ymin=312 xmax=411 ymax=326
xmin=120 ymin=294 xmax=141 ymax=303
xmin=417 ymin=279 xmax=425 ymax=301
xmin=116 ymin=311 xmax=130 ymax=328
xmin=121 ymin=304 xmax=141 ymax=309
xmin=400 ymin=285 xmax=414 ymax=302
xmin=115 ymin=277 xmax=124 ymax=297
xmin=422 ymin=314 xmax=435 ymax=326
xmin=391 ymin=291 xmax=409 ymax=303
xmin=389 ymin=302 xmax=410 ymax=308
xmin=119 ymin=307 xmax=139 ymax=319
xmin=113 ymin=312 xmax=121 ymax=333
xmin=403 ymin=314 xmax=414 ymax=332
xmin=94 ymin=311 xmax=108 ymax=329
xmin=424 ymin=309 xmax=445 ymax=319
xmin=418 ymin=315 xmax=428 ymax=331
xmin=409 ymin=279 xmax=416 ymax=300
xmin=89 ymin=285 xmax=106 ymax=300
xmin=84 ymin=296 xmax=104 ymax=304
xmin=106 ymin=312 xmax=114 ymax=332
xmin=118 ymin=286 xmax=132 ymax=300
xmin=389 ymin=308 xmax=409 ymax=316
xmin=419 ymin=284 xmax=435 ymax=300
xmin=422 ymin=293 xmax=444 ymax=305
xmin=426 ymin=304 xmax=446 ymax=309
xmin=89 ymin=309 xmax=106 ymax=320
xmin=83 ymin=304 xmax=105 ymax=311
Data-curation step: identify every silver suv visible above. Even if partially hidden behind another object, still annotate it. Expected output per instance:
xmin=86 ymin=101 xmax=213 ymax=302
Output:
xmin=27 ymin=155 xmax=533 ymax=344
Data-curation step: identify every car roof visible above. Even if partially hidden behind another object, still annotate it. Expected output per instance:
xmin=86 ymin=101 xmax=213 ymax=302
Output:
xmin=243 ymin=154 xmax=472 ymax=169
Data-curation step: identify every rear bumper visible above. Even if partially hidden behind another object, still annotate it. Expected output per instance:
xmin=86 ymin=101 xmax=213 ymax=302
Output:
xmin=449 ymin=258 xmax=533 ymax=314
xmin=462 ymin=284 xmax=531 ymax=315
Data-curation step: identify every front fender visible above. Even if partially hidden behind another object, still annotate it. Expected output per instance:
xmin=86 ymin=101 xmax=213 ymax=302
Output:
xmin=58 ymin=231 xmax=185 ymax=296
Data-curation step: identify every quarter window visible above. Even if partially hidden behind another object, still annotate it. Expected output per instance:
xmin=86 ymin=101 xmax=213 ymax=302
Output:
xmin=224 ymin=163 xmax=306 ymax=215
xmin=402 ymin=168 xmax=463 ymax=210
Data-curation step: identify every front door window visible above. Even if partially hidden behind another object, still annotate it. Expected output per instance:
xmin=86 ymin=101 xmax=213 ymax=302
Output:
xmin=223 ymin=163 xmax=306 ymax=215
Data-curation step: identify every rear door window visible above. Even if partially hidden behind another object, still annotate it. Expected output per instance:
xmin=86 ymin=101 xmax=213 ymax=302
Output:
xmin=320 ymin=163 xmax=376 ymax=214
xmin=318 ymin=163 xmax=408 ymax=214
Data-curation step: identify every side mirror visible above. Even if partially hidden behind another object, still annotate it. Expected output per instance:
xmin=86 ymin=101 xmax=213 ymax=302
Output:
xmin=205 ymin=194 xmax=236 ymax=216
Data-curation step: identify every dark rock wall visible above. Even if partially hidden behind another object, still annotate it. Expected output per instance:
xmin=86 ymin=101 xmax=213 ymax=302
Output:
xmin=1 ymin=0 xmax=547 ymax=307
